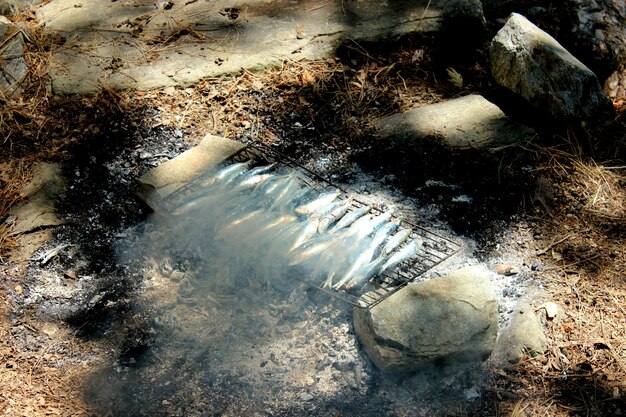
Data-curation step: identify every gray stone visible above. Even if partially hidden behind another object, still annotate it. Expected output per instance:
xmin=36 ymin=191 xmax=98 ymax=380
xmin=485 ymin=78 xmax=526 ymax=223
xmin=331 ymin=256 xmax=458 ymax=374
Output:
xmin=138 ymin=134 xmax=245 ymax=210
xmin=353 ymin=266 xmax=498 ymax=374
xmin=490 ymin=13 xmax=614 ymax=121
xmin=375 ymin=95 xmax=534 ymax=150
xmin=0 ymin=30 xmax=27 ymax=98
xmin=7 ymin=162 xmax=66 ymax=236
xmin=491 ymin=302 xmax=547 ymax=370
xmin=35 ymin=0 xmax=484 ymax=95
xmin=0 ymin=15 xmax=10 ymax=38
xmin=568 ymin=0 xmax=626 ymax=99
xmin=0 ymin=0 xmax=43 ymax=15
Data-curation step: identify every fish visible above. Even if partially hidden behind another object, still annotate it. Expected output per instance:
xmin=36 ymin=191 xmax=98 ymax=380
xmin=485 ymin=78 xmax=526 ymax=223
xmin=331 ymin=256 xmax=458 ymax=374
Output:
xmin=240 ymin=163 xmax=276 ymax=180
xmin=171 ymin=193 xmax=219 ymax=216
xmin=288 ymin=234 xmax=338 ymax=266
xmin=329 ymin=205 xmax=372 ymax=233
xmin=317 ymin=199 xmax=352 ymax=233
xmin=333 ymin=231 xmax=382 ymax=289
xmin=345 ymin=256 xmax=387 ymax=290
xmin=295 ymin=191 xmax=340 ymax=215
xmin=370 ymin=220 xmax=400 ymax=254
xmin=214 ymin=209 xmax=265 ymax=240
xmin=269 ymin=178 xmax=303 ymax=210
xmin=213 ymin=161 xmax=252 ymax=186
xmin=322 ymin=269 xmax=337 ymax=288
xmin=365 ymin=209 xmax=396 ymax=236
xmin=380 ymin=239 xmax=421 ymax=273
xmin=280 ymin=188 xmax=317 ymax=213
xmin=383 ymin=229 xmax=412 ymax=255
xmin=289 ymin=217 xmax=320 ymax=251
xmin=270 ymin=181 xmax=316 ymax=212
xmin=246 ymin=215 xmax=298 ymax=241
xmin=236 ymin=173 xmax=273 ymax=188
xmin=255 ymin=174 xmax=290 ymax=196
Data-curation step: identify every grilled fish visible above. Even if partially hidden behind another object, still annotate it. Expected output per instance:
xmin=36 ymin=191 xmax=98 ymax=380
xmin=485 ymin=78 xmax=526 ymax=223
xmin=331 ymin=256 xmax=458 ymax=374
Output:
xmin=383 ymin=229 xmax=412 ymax=255
xmin=318 ymin=199 xmax=352 ymax=233
xmin=329 ymin=205 xmax=372 ymax=233
xmin=345 ymin=256 xmax=386 ymax=290
xmin=380 ymin=239 xmax=421 ymax=273
xmin=295 ymin=191 xmax=340 ymax=215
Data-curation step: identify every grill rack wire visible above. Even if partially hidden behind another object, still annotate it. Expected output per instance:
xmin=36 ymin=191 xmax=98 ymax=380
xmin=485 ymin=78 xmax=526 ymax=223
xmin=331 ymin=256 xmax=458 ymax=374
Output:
xmin=160 ymin=143 xmax=462 ymax=309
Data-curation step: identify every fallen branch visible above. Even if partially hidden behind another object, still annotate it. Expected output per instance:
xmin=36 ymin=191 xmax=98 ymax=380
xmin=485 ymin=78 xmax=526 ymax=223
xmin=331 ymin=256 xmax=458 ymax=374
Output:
xmin=536 ymin=234 xmax=572 ymax=256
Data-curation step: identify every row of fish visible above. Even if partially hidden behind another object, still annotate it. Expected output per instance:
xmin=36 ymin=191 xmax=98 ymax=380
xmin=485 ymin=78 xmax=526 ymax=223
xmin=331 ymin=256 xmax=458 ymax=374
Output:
xmin=170 ymin=160 xmax=422 ymax=291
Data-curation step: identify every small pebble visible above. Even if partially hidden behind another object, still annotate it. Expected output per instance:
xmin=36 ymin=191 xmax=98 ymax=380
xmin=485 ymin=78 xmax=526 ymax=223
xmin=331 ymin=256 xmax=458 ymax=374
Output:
xmin=495 ymin=264 xmax=519 ymax=276
xmin=544 ymin=302 xmax=559 ymax=319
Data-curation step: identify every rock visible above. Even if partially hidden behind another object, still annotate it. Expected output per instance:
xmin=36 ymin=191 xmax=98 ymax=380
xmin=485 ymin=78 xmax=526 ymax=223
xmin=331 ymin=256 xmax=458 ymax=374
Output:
xmin=376 ymin=94 xmax=534 ymax=150
xmin=0 ymin=29 xmax=27 ymax=98
xmin=353 ymin=266 xmax=498 ymax=373
xmin=137 ymin=134 xmax=245 ymax=210
xmin=0 ymin=15 xmax=11 ymax=38
xmin=494 ymin=263 xmax=519 ymax=276
xmin=490 ymin=13 xmax=614 ymax=122
xmin=7 ymin=162 xmax=66 ymax=236
xmin=543 ymin=301 xmax=559 ymax=320
xmin=491 ymin=302 xmax=547 ymax=370
xmin=567 ymin=0 xmax=626 ymax=99
xmin=35 ymin=0 xmax=486 ymax=95
xmin=0 ymin=0 xmax=44 ymax=15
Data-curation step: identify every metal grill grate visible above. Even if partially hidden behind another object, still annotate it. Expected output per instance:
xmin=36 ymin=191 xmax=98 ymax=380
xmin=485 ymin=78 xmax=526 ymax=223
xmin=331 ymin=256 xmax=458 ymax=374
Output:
xmin=160 ymin=143 xmax=462 ymax=309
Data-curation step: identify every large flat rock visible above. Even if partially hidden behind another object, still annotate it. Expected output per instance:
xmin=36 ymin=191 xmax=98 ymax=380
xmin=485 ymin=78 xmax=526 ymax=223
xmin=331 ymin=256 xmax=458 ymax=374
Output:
xmin=138 ymin=134 xmax=244 ymax=210
xmin=353 ymin=265 xmax=498 ymax=373
xmin=375 ymin=94 xmax=534 ymax=150
xmin=35 ymin=0 xmax=484 ymax=95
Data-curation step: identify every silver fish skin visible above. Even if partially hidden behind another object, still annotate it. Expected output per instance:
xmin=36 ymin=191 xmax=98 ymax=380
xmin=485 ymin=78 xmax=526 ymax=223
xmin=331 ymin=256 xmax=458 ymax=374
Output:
xmin=372 ymin=220 xmax=399 ymax=248
xmin=240 ymin=163 xmax=276 ymax=180
xmin=333 ymin=232 xmax=382 ymax=289
xmin=288 ymin=234 xmax=339 ymax=266
xmin=364 ymin=209 xmax=396 ymax=237
xmin=329 ymin=205 xmax=372 ymax=233
xmin=214 ymin=209 xmax=265 ymax=240
xmin=255 ymin=174 xmax=290 ymax=196
xmin=345 ymin=256 xmax=386 ymax=290
xmin=171 ymin=193 xmax=219 ymax=216
xmin=315 ymin=198 xmax=345 ymax=216
xmin=246 ymin=215 xmax=298 ymax=242
xmin=295 ymin=191 xmax=340 ymax=215
xmin=383 ymin=229 xmax=412 ymax=255
xmin=289 ymin=217 xmax=320 ymax=251
xmin=269 ymin=178 xmax=302 ymax=210
xmin=272 ymin=183 xmax=317 ymax=212
xmin=381 ymin=239 xmax=421 ymax=273
xmin=236 ymin=173 xmax=273 ymax=189
xmin=318 ymin=199 xmax=352 ymax=233
xmin=212 ymin=161 xmax=250 ymax=181
xmin=215 ymin=161 xmax=252 ymax=185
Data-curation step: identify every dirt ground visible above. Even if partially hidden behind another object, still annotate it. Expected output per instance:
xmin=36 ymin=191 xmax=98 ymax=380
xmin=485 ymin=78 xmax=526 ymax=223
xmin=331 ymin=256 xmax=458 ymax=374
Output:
xmin=1 ymin=5 xmax=626 ymax=417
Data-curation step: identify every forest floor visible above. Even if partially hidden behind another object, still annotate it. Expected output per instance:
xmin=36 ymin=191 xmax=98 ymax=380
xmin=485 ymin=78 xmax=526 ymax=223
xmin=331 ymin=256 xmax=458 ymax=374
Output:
xmin=1 ymin=7 xmax=626 ymax=417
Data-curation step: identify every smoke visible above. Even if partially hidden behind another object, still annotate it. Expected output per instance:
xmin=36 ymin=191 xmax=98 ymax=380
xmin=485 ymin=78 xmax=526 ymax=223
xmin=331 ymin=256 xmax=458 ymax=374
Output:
xmin=85 ymin=159 xmax=480 ymax=416
xmin=151 ymin=160 xmax=413 ymax=297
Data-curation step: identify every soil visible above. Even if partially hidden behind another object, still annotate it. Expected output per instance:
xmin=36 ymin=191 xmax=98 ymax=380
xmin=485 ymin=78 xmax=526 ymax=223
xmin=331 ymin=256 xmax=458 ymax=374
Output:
xmin=1 ymin=9 xmax=626 ymax=417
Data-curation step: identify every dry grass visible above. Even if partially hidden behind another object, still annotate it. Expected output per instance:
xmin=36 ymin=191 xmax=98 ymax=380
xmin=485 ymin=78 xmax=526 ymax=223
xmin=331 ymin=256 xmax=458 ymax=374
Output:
xmin=572 ymin=160 xmax=626 ymax=223
xmin=0 ymin=301 xmax=94 ymax=416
